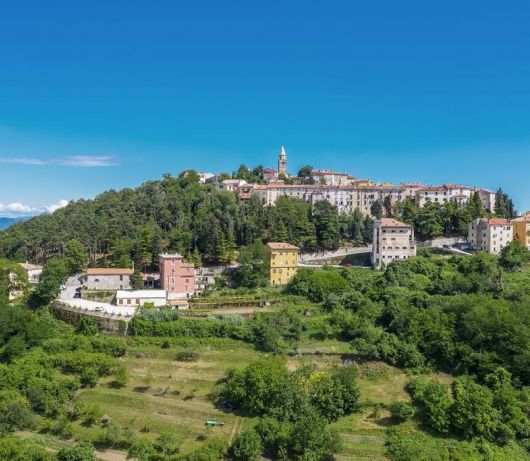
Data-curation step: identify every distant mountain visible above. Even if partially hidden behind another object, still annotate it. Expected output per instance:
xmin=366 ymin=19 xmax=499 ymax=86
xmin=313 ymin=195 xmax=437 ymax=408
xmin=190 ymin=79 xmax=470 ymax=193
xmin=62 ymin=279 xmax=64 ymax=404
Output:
xmin=0 ymin=217 xmax=30 ymax=231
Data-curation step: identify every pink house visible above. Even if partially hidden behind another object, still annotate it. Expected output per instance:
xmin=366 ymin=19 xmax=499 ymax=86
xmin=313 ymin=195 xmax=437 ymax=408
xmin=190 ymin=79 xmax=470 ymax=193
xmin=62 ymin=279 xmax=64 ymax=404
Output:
xmin=159 ymin=253 xmax=195 ymax=300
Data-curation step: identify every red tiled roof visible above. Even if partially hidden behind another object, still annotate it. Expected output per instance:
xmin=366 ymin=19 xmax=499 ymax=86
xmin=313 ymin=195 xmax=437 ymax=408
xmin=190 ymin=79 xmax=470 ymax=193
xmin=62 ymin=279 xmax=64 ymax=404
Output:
xmin=266 ymin=242 xmax=300 ymax=250
xmin=487 ymin=219 xmax=510 ymax=225
xmin=379 ymin=218 xmax=411 ymax=228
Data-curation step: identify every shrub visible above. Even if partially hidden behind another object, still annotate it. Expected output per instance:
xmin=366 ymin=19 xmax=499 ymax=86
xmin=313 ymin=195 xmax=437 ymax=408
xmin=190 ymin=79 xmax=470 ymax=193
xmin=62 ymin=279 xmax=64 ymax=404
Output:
xmin=56 ymin=442 xmax=97 ymax=461
xmin=80 ymin=367 xmax=99 ymax=388
xmin=174 ymin=347 xmax=199 ymax=362
xmin=389 ymin=401 xmax=415 ymax=422
xmin=230 ymin=429 xmax=262 ymax=461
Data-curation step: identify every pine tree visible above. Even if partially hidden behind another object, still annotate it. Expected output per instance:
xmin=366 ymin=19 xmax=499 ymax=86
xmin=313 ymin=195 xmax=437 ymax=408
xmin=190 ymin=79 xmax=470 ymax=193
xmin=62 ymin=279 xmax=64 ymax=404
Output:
xmin=371 ymin=200 xmax=383 ymax=219
xmin=383 ymin=196 xmax=393 ymax=218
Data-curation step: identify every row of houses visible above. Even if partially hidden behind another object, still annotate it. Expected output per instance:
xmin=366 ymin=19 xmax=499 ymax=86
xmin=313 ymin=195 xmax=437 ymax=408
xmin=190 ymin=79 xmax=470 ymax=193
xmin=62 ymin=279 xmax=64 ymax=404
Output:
xmin=468 ymin=212 xmax=530 ymax=254
xmin=82 ymin=253 xmax=218 ymax=308
xmin=371 ymin=212 xmax=530 ymax=271
xmin=204 ymin=148 xmax=497 ymax=216
xmin=217 ymin=180 xmax=496 ymax=216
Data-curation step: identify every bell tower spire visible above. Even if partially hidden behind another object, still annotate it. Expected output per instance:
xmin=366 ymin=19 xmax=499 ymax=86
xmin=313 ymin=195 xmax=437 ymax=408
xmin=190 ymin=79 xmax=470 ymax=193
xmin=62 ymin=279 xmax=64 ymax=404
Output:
xmin=278 ymin=145 xmax=287 ymax=177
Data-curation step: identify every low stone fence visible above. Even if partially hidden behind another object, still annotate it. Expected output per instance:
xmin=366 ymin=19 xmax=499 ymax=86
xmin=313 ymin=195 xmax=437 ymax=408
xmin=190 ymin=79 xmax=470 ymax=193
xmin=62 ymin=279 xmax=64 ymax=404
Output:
xmin=51 ymin=302 xmax=130 ymax=334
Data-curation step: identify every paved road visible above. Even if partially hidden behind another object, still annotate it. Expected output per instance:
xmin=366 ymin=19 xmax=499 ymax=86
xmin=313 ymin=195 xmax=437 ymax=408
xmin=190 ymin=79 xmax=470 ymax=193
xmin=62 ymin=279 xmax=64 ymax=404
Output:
xmin=58 ymin=274 xmax=137 ymax=317
xmin=300 ymin=245 xmax=372 ymax=262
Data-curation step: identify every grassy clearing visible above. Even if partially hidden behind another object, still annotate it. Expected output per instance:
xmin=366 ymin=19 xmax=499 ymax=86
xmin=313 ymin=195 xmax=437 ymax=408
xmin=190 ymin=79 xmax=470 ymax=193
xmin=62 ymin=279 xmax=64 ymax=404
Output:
xmin=69 ymin=339 xmax=260 ymax=455
xmin=41 ymin=335 xmax=452 ymax=460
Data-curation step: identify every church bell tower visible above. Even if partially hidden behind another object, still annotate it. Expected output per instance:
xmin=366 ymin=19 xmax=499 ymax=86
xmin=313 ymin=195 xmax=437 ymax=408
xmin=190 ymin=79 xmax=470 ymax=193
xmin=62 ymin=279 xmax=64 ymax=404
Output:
xmin=278 ymin=145 xmax=287 ymax=177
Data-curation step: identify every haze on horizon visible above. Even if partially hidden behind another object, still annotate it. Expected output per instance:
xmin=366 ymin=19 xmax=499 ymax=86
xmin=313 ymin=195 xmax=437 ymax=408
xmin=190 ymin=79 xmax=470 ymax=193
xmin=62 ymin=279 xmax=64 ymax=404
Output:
xmin=1 ymin=0 xmax=530 ymax=215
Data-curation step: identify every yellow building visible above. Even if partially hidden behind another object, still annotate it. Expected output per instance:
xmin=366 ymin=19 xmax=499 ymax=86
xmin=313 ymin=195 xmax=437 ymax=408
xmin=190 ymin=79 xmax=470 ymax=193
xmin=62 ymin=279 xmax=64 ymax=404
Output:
xmin=266 ymin=242 xmax=300 ymax=286
xmin=512 ymin=212 xmax=530 ymax=249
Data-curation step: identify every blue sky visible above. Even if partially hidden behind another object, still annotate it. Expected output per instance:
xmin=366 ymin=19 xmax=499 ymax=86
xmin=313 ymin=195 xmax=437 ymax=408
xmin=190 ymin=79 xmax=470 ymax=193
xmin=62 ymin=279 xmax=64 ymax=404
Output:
xmin=1 ymin=0 xmax=530 ymax=215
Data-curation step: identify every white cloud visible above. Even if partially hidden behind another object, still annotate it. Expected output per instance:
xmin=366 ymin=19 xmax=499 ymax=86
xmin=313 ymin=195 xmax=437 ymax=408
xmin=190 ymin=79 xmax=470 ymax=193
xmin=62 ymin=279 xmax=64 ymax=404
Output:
xmin=45 ymin=199 xmax=69 ymax=213
xmin=0 ymin=199 xmax=69 ymax=217
xmin=0 ymin=155 xmax=117 ymax=167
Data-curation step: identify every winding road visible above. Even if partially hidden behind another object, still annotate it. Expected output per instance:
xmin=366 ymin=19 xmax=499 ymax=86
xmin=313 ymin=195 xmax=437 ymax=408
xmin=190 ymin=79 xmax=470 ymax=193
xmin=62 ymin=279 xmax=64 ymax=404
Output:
xmin=58 ymin=274 xmax=137 ymax=317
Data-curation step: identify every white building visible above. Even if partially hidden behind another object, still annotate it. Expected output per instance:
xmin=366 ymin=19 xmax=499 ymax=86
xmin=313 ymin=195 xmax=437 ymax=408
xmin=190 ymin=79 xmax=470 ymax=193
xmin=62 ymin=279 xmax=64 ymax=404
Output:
xmin=84 ymin=268 xmax=134 ymax=290
xmin=372 ymin=218 xmax=416 ymax=269
xmin=415 ymin=184 xmax=472 ymax=207
xmin=197 ymin=172 xmax=215 ymax=183
xmin=468 ymin=218 xmax=513 ymax=255
xmin=310 ymin=169 xmax=354 ymax=186
xmin=474 ymin=188 xmax=496 ymax=213
xmin=116 ymin=290 xmax=167 ymax=307
xmin=216 ymin=179 xmax=248 ymax=192
xmin=19 ymin=262 xmax=43 ymax=286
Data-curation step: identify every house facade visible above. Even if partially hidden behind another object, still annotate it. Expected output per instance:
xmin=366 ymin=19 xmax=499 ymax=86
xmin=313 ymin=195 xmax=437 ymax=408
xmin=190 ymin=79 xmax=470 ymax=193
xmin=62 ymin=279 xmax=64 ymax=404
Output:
xmin=512 ymin=213 xmax=530 ymax=249
xmin=116 ymin=289 xmax=167 ymax=307
xmin=415 ymin=184 xmax=472 ymax=207
xmin=372 ymin=218 xmax=416 ymax=269
xmin=468 ymin=218 xmax=513 ymax=254
xmin=266 ymin=242 xmax=300 ymax=286
xmin=84 ymin=268 xmax=133 ymax=290
xmin=19 ymin=263 xmax=43 ymax=285
xmin=159 ymin=253 xmax=195 ymax=302
xmin=310 ymin=169 xmax=353 ymax=186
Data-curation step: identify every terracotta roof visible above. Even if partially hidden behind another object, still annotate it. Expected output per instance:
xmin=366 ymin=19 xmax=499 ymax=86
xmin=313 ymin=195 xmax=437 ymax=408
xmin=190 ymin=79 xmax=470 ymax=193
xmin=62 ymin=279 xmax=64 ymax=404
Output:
xmin=487 ymin=219 xmax=511 ymax=225
xmin=379 ymin=218 xmax=411 ymax=228
xmin=266 ymin=242 xmax=300 ymax=250
xmin=417 ymin=184 xmax=470 ymax=192
xmin=86 ymin=268 xmax=134 ymax=276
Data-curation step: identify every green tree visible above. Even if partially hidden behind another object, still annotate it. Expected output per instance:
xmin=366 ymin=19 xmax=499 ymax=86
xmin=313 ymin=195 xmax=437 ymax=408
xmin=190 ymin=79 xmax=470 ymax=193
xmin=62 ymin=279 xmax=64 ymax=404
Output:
xmin=297 ymin=165 xmax=314 ymax=178
xmin=467 ymin=193 xmax=484 ymax=220
xmin=495 ymin=188 xmax=516 ymax=219
xmin=415 ymin=202 xmax=444 ymax=239
xmin=230 ymin=429 xmax=262 ymax=461
xmin=383 ymin=196 xmax=393 ymax=218
xmin=33 ymin=258 xmax=69 ymax=306
xmin=499 ymin=241 xmax=530 ymax=271
xmin=409 ymin=377 xmax=452 ymax=434
xmin=130 ymin=270 xmax=144 ymax=289
xmin=0 ymin=390 xmax=33 ymax=433
xmin=63 ymin=239 xmax=88 ymax=274
xmin=76 ymin=316 xmax=98 ymax=336
xmin=127 ymin=437 xmax=155 ymax=461
xmin=313 ymin=201 xmax=340 ymax=250
xmin=56 ymin=442 xmax=97 ymax=461
xmin=451 ymin=376 xmax=499 ymax=440
xmin=287 ymin=407 xmax=340 ymax=461
xmin=371 ymin=199 xmax=383 ymax=219
xmin=0 ymin=259 xmax=30 ymax=302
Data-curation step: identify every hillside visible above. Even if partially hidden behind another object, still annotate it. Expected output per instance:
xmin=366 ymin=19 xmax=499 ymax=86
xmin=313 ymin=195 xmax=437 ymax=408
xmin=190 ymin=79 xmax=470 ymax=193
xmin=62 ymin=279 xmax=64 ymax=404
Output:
xmin=2 ymin=254 xmax=530 ymax=460
xmin=0 ymin=171 xmax=372 ymax=267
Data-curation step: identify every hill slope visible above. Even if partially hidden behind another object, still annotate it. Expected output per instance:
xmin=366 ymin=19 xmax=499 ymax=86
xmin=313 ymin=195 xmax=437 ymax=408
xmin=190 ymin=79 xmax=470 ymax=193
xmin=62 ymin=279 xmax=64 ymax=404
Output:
xmin=0 ymin=172 xmax=368 ymax=267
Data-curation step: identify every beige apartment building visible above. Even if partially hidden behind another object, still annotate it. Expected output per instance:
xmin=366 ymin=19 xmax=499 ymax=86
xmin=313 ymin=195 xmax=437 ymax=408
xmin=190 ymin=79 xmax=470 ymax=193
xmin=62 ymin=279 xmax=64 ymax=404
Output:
xmin=372 ymin=218 xmax=416 ymax=269
xmin=415 ymin=184 xmax=472 ymax=207
xmin=467 ymin=218 xmax=513 ymax=255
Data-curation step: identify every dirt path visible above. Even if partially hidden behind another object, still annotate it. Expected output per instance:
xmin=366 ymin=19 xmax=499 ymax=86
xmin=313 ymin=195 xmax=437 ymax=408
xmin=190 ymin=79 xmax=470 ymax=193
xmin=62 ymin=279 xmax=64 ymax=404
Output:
xmin=228 ymin=416 xmax=242 ymax=446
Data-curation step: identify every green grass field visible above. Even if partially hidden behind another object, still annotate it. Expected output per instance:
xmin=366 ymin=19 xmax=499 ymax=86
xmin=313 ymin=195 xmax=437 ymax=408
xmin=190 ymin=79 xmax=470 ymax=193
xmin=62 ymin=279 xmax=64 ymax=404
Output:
xmin=21 ymin=333 xmax=453 ymax=460
xmin=70 ymin=337 xmax=449 ymax=460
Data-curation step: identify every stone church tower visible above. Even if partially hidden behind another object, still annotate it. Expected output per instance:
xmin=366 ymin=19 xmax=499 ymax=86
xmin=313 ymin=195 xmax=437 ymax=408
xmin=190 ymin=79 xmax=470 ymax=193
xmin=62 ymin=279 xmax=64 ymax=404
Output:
xmin=278 ymin=146 xmax=287 ymax=176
